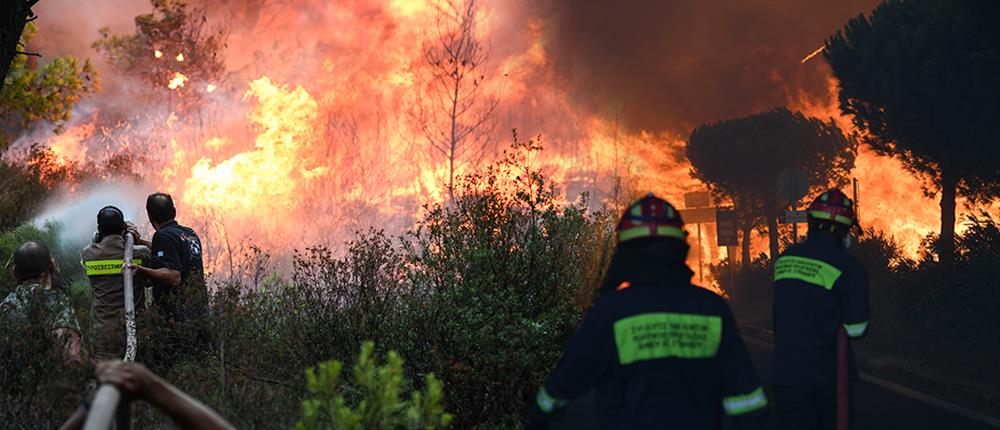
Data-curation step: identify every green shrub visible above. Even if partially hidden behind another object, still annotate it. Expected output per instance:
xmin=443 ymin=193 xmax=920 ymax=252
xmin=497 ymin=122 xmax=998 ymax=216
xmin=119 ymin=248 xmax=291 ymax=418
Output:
xmin=296 ymin=341 xmax=452 ymax=430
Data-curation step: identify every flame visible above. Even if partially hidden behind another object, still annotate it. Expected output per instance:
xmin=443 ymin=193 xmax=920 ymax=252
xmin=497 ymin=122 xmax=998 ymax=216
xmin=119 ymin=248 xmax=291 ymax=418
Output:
xmin=167 ymin=72 xmax=188 ymax=89
xmin=175 ymin=53 xmax=185 ymax=62
xmin=154 ymin=50 xmax=163 ymax=58
xmin=48 ymin=123 xmax=95 ymax=166
xmin=180 ymin=77 xmax=326 ymax=230
xmin=206 ymin=84 xmax=217 ymax=93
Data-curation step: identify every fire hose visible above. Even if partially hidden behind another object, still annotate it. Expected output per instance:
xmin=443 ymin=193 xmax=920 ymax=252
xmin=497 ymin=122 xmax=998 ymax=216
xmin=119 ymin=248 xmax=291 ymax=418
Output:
xmin=83 ymin=231 xmax=138 ymax=430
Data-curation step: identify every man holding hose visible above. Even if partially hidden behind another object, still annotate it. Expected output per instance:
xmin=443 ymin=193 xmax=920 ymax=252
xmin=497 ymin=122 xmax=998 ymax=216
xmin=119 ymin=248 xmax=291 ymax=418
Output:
xmin=81 ymin=206 xmax=151 ymax=360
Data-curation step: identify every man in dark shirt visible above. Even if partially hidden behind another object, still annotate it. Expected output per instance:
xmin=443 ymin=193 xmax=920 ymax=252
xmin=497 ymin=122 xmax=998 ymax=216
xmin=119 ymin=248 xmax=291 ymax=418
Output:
xmin=126 ymin=193 xmax=210 ymax=358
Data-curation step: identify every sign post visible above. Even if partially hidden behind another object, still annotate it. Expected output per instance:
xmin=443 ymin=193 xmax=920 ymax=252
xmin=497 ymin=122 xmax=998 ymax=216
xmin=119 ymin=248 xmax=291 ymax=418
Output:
xmin=681 ymin=191 xmax=712 ymax=284
xmin=777 ymin=168 xmax=810 ymax=244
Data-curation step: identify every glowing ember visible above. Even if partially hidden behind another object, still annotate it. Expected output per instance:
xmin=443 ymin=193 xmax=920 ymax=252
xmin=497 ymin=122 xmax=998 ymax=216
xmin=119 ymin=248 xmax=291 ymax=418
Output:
xmin=154 ymin=49 xmax=163 ymax=58
xmin=175 ymin=53 xmax=184 ymax=62
xmin=206 ymin=84 xmax=217 ymax=93
xmin=167 ymin=72 xmax=188 ymax=89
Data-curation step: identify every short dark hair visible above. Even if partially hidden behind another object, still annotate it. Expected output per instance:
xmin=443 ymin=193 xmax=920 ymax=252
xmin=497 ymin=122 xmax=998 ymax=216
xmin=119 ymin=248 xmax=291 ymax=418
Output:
xmin=12 ymin=240 xmax=52 ymax=282
xmin=146 ymin=192 xmax=177 ymax=224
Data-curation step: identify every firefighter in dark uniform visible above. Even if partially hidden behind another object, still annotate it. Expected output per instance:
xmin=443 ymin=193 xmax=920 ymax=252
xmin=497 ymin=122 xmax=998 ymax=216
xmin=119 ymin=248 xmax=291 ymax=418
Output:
xmin=526 ymin=194 xmax=768 ymax=430
xmin=772 ymin=189 xmax=869 ymax=430
xmin=81 ymin=206 xmax=151 ymax=359
xmin=125 ymin=192 xmax=210 ymax=365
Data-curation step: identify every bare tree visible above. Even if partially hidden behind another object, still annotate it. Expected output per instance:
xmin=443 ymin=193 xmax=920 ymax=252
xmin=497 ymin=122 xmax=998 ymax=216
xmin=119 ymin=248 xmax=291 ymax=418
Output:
xmin=418 ymin=0 xmax=498 ymax=201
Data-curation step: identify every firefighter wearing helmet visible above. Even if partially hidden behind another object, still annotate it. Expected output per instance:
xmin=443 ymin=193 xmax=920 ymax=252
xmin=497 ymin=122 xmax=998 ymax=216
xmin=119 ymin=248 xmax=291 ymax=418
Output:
xmin=772 ymin=189 xmax=870 ymax=430
xmin=525 ymin=194 xmax=767 ymax=430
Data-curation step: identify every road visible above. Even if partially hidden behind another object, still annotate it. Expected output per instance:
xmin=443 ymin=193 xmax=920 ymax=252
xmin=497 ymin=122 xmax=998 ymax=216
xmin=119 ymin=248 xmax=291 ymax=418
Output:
xmin=742 ymin=336 xmax=999 ymax=430
xmin=551 ymin=337 xmax=1000 ymax=429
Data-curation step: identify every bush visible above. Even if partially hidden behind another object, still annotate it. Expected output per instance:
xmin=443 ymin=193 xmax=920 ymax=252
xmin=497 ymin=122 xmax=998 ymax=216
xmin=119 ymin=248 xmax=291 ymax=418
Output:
xmin=296 ymin=341 xmax=452 ymax=430
xmin=138 ymin=136 xmax=615 ymax=428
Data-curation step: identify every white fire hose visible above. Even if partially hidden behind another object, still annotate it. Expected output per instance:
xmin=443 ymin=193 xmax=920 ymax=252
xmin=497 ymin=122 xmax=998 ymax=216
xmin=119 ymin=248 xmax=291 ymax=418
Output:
xmin=83 ymin=231 xmax=138 ymax=430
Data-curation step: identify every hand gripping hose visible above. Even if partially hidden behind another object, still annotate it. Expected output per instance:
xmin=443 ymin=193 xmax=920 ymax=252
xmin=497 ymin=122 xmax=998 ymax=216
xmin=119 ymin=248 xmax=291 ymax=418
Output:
xmin=83 ymin=232 xmax=138 ymax=430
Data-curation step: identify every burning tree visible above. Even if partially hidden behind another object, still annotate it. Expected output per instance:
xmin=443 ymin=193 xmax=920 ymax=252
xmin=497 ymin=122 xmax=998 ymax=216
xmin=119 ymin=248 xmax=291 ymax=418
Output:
xmin=417 ymin=0 xmax=498 ymax=201
xmin=686 ymin=107 xmax=856 ymax=262
xmin=825 ymin=0 xmax=1000 ymax=265
xmin=93 ymin=0 xmax=226 ymax=115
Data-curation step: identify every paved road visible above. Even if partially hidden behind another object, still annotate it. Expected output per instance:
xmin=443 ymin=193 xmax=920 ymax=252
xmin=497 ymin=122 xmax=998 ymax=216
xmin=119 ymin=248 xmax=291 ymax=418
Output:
xmin=551 ymin=337 xmax=999 ymax=429
xmin=743 ymin=337 xmax=999 ymax=430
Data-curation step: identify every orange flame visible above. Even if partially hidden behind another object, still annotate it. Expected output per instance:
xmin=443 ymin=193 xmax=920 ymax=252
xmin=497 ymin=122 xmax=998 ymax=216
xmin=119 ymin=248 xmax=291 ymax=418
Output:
xmin=154 ymin=49 xmax=163 ymax=58
xmin=175 ymin=53 xmax=184 ymax=62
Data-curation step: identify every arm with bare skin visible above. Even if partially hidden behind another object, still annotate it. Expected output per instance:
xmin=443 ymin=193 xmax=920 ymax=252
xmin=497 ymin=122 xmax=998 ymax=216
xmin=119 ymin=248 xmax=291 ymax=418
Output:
xmin=97 ymin=361 xmax=234 ymax=430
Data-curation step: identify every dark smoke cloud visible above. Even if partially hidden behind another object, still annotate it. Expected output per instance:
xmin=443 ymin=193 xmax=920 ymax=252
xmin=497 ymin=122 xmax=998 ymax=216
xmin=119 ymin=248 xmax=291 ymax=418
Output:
xmin=536 ymin=0 xmax=875 ymax=134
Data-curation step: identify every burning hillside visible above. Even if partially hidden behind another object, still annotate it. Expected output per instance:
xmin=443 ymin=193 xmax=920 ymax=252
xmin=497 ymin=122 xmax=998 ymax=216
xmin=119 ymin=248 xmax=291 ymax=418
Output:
xmin=11 ymin=0 xmax=995 ymax=276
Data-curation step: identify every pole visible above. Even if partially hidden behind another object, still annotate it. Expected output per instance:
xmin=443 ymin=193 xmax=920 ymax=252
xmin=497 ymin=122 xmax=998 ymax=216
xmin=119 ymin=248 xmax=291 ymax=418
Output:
xmin=697 ymin=223 xmax=703 ymax=284
xmin=836 ymin=327 xmax=849 ymax=430
xmin=123 ymin=232 xmax=137 ymax=363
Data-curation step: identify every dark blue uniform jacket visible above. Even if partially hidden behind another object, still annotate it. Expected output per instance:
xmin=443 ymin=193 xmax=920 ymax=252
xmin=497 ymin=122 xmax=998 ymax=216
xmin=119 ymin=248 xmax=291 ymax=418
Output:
xmin=537 ymin=264 xmax=767 ymax=430
xmin=772 ymin=231 xmax=870 ymax=387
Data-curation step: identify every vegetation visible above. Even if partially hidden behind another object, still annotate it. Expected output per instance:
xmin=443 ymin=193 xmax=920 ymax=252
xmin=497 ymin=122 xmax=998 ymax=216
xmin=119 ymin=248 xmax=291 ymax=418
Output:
xmin=0 ymin=23 xmax=99 ymax=148
xmin=296 ymin=341 xmax=452 ymax=430
xmin=686 ymin=107 xmax=856 ymax=261
xmin=825 ymin=0 xmax=1000 ymax=264
xmin=93 ymin=0 xmax=226 ymax=113
xmin=0 ymin=138 xmax=614 ymax=428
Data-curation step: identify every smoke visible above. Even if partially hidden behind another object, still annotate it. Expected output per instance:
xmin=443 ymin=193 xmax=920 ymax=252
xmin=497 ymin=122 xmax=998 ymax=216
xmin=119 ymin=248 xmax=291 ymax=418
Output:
xmin=32 ymin=181 xmax=152 ymax=249
xmin=535 ymin=0 xmax=875 ymax=133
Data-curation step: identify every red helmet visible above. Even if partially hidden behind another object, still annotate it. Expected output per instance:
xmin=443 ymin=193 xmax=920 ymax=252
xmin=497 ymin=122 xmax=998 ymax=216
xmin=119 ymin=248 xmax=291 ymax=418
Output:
xmin=616 ymin=193 xmax=686 ymax=243
xmin=807 ymin=189 xmax=856 ymax=227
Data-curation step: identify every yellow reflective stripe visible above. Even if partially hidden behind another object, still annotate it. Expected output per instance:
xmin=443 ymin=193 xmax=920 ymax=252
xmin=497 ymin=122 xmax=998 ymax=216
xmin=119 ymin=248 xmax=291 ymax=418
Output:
xmin=844 ymin=321 xmax=868 ymax=338
xmin=809 ymin=210 xmax=852 ymax=225
xmin=83 ymin=259 xmax=142 ymax=276
xmin=723 ymin=387 xmax=768 ymax=415
xmin=536 ymin=387 xmax=567 ymax=413
xmin=774 ymin=256 xmax=842 ymax=290
xmin=618 ymin=226 xmax=685 ymax=242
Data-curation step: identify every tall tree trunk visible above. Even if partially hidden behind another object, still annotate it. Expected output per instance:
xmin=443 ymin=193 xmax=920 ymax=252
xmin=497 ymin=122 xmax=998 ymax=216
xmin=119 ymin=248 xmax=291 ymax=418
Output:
xmin=767 ymin=212 xmax=780 ymax=260
xmin=939 ymin=167 xmax=957 ymax=266
xmin=0 ymin=1 xmax=37 ymax=91
xmin=740 ymin=221 xmax=752 ymax=266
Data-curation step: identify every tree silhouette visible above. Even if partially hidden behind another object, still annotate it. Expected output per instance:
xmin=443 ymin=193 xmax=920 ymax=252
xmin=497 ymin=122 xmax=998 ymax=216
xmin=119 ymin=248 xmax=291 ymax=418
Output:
xmin=825 ymin=0 xmax=1000 ymax=264
xmin=0 ymin=0 xmax=38 ymax=90
xmin=687 ymin=108 xmax=856 ymax=261
xmin=417 ymin=0 xmax=498 ymax=202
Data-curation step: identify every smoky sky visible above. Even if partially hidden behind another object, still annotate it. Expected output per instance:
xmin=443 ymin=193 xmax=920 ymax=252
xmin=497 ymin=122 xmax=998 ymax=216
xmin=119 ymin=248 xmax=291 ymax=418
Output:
xmin=536 ymin=0 xmax=875 ymax=134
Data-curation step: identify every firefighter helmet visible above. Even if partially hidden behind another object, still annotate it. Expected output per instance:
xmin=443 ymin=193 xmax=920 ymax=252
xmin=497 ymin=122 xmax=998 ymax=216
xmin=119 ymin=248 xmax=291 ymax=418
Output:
xmin=807 ymin=189 xmax=856 ymax=227
xmin=616 ymin=193 xmax=686 ymax=243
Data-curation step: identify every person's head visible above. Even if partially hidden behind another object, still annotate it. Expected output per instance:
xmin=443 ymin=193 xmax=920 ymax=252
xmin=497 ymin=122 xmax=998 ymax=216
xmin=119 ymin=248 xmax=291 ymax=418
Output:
xmin=10 ymin=240 xmax=54 ymax=284
xmin=96 ymin=205 xmax=127 ymax=241
xmin=146 ymin=192 xmax=176 ymax=230
xmin=602 ymin=194 xmax=691 ymax=293
xmin=806 ymin=189 xmax=857 ymax=247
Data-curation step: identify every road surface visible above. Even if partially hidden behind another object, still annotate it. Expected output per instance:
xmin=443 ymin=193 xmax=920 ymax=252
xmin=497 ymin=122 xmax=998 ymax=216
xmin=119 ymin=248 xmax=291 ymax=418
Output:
xmin=550 ymin=336 xmax=999 ymax=429
xmin=741 ymin=336 xmax=998 ymax=430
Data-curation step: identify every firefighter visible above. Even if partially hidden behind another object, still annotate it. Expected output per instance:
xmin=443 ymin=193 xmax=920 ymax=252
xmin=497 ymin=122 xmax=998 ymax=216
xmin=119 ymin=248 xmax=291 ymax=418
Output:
xmin=526 ymin=194 xmax=768 ymax=430
xmin=81 ymin=206 xmax=151 ymax=359
xmin=772 ymin=189 xmax=869 ymax=430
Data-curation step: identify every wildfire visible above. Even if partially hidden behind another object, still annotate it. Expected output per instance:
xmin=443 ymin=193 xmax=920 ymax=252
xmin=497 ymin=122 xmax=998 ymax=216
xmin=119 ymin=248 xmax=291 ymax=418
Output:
xmin=154 ymin=49 xmax=163 ymax=58
xmin=206 ymin=84 xmax=217 ymax=93
xmin=167 ymin=72 xmax=188 ymax=89
xmin=180 ymin=77 xmax=326 ymax=229
xmin=175 ymin=53 xmax=184 ymax=62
